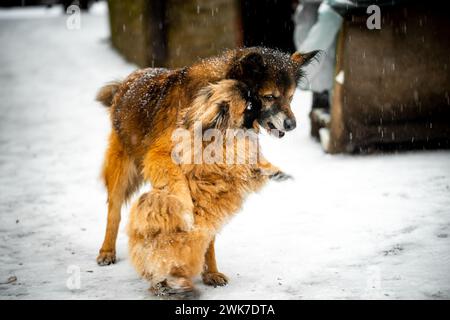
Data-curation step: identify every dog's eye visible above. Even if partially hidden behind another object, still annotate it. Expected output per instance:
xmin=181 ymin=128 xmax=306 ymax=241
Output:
xmin=263 ymin=95 xmax=275 ymax=101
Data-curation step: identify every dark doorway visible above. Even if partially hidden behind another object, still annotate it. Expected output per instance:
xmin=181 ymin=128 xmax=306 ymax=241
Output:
xmin=240 ymin=0 xmax=297 ymax=53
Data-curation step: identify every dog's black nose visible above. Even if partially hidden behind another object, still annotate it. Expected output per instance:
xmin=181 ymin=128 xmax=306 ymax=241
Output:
xmin=283 ymin=118 xmax=296 ymax=131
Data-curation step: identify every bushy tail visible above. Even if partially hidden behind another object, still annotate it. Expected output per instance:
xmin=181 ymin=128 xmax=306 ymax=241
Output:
xmin=96 ymin=81 xmax=121 ymax=107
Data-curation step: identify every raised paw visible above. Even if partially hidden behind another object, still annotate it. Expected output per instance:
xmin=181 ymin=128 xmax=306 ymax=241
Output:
xmin=96 ymin=250 xmax=116 ymax=266
xmin=202 ymin=272 xmax=228 ymax=287
xmin=269 ymin=171 xmax=293 ymax=182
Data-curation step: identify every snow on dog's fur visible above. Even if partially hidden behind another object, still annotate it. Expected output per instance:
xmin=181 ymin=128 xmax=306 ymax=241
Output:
xmin=127 ymin=80 xmax=276 ymax=294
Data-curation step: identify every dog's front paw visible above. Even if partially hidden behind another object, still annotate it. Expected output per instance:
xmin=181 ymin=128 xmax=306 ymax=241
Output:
xmin=202 ymin=272 xmax=228 ymax=287
xmin=269 ymin=171 xmax=293 ymax=182
xmin=97 ymin=250 xmax=116 ymax=266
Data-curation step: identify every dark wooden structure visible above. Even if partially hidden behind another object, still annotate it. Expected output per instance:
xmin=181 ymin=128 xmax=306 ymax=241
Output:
xmin=106 ymin=0 xmax=296 ymax=68
xmin=313 ymin=3 xmax=450 ymax=153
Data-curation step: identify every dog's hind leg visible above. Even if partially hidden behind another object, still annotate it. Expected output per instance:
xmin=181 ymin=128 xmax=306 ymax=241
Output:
xmin=97 ymin=131 xmax=142 ymax=266
xmin=202 ymin=237 xmax=228 ymax=287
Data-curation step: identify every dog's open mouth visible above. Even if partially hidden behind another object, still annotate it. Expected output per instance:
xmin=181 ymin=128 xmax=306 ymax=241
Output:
xmin=267 ymin=122 xmax=285 ymax=138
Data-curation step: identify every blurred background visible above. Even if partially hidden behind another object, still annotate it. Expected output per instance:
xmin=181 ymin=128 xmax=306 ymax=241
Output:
xmin=3 ymin=0 xmax=449 ymax=153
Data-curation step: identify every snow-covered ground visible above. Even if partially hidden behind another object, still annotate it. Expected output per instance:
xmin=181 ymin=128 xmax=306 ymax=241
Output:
xmin=1 ymin=3 xmax=449 ymax=300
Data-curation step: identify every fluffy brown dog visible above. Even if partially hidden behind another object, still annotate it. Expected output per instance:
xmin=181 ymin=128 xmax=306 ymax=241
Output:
xmin=127 ymin=80 xmax=282 ymax=294
xmin=96 ymin=47 xmax=318 ymax=294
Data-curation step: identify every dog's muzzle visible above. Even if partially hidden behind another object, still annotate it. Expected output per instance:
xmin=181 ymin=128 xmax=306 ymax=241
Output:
xmin=263 ymin=112 xmax=296 ymax=138
xmin=283 ymin=118 xmax=296 ymax=131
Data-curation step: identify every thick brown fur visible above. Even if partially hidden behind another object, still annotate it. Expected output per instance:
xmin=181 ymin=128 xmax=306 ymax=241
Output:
xmin=96 ymin=47 xmax=318 ymax=293
xmin=127 ymin=80 xmax=274 ymax=294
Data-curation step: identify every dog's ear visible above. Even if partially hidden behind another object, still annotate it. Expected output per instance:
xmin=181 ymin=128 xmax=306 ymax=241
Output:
xmin=227 ymin=51 xmax=266 ymax=82
xmin=291 ymin=50 xmax=321 ymax=67
xmin=291 ymin=50 xmax=321 ymax=82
